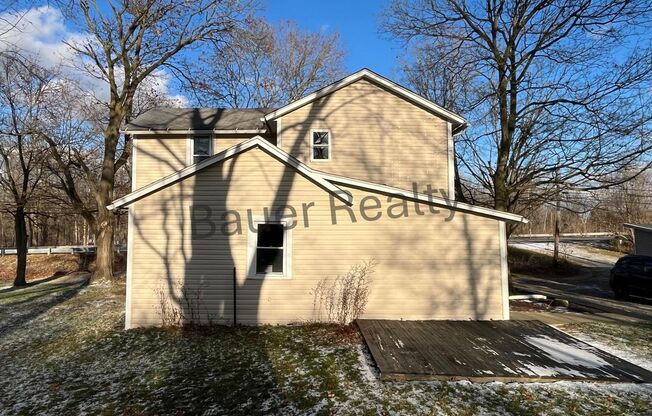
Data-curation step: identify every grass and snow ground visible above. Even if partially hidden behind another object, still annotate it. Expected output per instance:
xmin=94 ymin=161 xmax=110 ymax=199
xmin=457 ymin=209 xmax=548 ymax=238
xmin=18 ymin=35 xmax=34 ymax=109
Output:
xmin=1 ymin=278 xmax=651 ymax=415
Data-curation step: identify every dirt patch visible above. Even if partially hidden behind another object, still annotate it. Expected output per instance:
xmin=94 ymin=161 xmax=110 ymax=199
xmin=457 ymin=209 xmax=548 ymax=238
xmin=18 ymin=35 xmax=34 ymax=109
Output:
xmin=0 ymin=252 xmax=128 ymax=284
xmin=509 ymin=246 xmax=580 ymax=277
xmin=0 ymin=254 xmax=84 ymax=282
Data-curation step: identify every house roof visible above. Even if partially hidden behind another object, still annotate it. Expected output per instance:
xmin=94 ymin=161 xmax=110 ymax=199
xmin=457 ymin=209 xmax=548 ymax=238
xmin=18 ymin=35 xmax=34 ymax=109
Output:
xmin=121 ymin=69 xmax=467 ymax=135
xmin=109 ymin=136 xmax=526 ymax=224
xmin=263 ymin=68 xmax=468 ymax=133
xmin=123 ymin=108 xmax=272 ymax=134
xmin=317 ymin=171 xmax=528 ymax=224
xmin=624 ymin=223 xmax=652 ymax=233
xmin=107 ymin=136 xmax=353 ymax=210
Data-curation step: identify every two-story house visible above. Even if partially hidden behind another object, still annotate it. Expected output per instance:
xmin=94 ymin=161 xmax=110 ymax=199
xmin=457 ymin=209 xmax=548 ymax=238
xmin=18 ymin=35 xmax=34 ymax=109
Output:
xmin=109 ymin=69 xmax=527 ymax=328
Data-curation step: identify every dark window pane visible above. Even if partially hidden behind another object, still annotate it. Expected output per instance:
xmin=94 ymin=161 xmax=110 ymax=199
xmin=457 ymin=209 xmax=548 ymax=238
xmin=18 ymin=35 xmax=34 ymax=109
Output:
xmin=313 ymin=146 xmax=329 ymax=160
xmin=313 ymin=131 xmax=329 ymax=145
xmin=256 ymin=248 xmax=283 ymax=273
xmin=257 ymin=223 xmax=284 ymax=247
xmin=193 ymin=137 xmax=211 ymax=156
xmin=193 ymin=155 xmax=209 ymax=164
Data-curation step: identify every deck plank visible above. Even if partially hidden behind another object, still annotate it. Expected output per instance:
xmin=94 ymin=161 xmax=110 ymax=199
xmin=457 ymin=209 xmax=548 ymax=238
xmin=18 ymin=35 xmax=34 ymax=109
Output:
xmin=356 ymin=319 xmax=652 ymax=383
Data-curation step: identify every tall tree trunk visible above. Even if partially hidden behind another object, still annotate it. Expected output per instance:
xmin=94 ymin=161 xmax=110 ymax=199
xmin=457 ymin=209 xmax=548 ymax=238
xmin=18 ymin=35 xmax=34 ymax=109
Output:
xmin=94 ymin=211 xmax=114 ymax=280
xmin=453 ymin=140 xmax=468 ymax=203
xmin=553 ymin=194 xmax=561 ymax=268
xmin=13 ymin=206 xmax=28 ymax=287
xmin=92 ymin=114 xmax=121 ymax=281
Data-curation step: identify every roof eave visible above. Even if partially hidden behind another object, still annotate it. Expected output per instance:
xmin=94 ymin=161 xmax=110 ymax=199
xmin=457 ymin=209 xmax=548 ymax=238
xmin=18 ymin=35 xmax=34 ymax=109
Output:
xmin=264 ymin=68 xmax=467 ymax=126
xmin=624 ymin=223 xmax=652 ymax=233
xmin=120 ymin=128 xmax=268 ymax=135
xmin=317 ymin=171 xmax=528 ymax=224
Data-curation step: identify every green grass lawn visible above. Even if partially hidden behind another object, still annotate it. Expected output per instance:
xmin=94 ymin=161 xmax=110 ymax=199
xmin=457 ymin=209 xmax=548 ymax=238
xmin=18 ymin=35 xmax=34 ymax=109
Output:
xmin=1 ymin=278 xmax=651 ymax=415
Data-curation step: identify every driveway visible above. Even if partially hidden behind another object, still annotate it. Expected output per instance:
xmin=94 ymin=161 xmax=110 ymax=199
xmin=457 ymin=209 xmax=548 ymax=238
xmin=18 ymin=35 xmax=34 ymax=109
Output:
xmin=509 ymin=240 xmax=652 ymax=322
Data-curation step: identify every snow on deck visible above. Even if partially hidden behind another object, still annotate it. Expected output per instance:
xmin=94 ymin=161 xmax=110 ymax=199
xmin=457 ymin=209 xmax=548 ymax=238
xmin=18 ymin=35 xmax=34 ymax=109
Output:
xmin=357 ymin=319 xmax=652 ymax=383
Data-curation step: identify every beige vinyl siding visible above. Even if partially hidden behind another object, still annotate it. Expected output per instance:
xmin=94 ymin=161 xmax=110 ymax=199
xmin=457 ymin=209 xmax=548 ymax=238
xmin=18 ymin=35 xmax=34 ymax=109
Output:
xmin=133 ymin=134 xmax=269 ymax=189
xmin=128 ymin=147 xmax=504 ymax=328
xmin=278 ymin=78 xmax=451 ymax=192
xmin=133 ymin=135 xmax=187 ymax=189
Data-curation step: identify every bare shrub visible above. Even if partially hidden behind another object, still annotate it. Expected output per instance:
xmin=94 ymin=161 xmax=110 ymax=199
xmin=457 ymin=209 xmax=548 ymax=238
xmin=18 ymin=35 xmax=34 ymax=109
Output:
xmin=155 ymin=285 xmax=182 ymax=327
xmin=155 ymin=281 xmax=211 ymax=327
xmin=312 ymin=259 xmax=377 ymax=325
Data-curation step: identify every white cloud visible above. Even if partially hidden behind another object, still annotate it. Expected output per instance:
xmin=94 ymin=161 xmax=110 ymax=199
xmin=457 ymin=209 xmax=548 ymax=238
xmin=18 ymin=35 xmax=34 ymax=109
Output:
xmin=0 ymin=6 xmax=80 ymax=68
xmin=0 ymin=5 xmax=188 ymax=108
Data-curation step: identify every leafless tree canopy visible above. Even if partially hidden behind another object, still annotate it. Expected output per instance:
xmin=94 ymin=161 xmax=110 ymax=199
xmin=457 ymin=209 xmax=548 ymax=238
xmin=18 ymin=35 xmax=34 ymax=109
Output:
xmin=0 ymin=51 xmax=53 ymax=285
xmin=43 ymin=0 xmax=255 ymax=280
xmin=183 ymin=19 xmax=347 ymax=108
xmin=385 ymin=0 xmax=652 ymax=223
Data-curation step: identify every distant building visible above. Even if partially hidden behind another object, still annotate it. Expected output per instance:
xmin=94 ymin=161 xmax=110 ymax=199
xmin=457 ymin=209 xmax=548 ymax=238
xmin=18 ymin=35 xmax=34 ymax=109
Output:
xmin=624 ymin=224 xmax=652 ymax=256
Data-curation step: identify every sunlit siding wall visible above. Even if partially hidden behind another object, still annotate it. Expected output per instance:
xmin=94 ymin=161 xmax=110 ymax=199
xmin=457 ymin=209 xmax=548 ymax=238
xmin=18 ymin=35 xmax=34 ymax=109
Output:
xmin=128 ymin=148 xmax=504 ymax=328
xmin=278 ymin=78 xmax=451 ymax=194
xmin=132 ymin=134 xmax=266 ymax=189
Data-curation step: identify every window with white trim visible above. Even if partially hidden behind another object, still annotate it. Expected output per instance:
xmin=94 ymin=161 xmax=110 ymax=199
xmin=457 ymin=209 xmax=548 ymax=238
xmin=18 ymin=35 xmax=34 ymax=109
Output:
xmin=191 ymin=135 xmax=212 ymax=164
xmin=248 ymin=218 xmax=292 ymax=278
xmin=311 ymin=130 xmax=330 ymax=161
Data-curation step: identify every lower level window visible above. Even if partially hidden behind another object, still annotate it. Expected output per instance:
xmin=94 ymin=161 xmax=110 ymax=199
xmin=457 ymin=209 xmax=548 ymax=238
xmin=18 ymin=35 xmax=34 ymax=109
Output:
xmin=249 ymin=218 xmax=292 ymax=278
xmin=256 ymin=223 xmax=284 ymax=274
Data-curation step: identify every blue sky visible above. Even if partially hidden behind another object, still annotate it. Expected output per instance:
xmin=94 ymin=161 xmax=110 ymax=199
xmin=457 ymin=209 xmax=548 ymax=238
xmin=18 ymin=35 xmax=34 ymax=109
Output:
xmin=264 ymin=0 xmax=400 ymax=78
xmin=0 ymin=2 xmax=404 ymax=106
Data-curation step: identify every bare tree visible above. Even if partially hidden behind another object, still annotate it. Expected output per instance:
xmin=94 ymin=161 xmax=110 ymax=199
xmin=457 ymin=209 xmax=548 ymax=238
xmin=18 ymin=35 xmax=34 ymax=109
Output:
xmin=0 ymin=52 xmax=51 ymax=286
xmin=184 ymin=19 xmax=346 ymax=108
xmin=43 ymin=0 xmax=253 ymax=280
xmin=0 ymin=1 xmax=24 ymax=46
xmin=385 ymin=0 xmax=652 ymax=229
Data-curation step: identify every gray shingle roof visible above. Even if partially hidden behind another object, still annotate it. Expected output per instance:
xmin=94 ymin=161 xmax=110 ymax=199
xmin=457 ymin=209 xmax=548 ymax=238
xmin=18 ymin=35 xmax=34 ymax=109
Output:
xmin=124 ymin=108 xmax=274 ymax=132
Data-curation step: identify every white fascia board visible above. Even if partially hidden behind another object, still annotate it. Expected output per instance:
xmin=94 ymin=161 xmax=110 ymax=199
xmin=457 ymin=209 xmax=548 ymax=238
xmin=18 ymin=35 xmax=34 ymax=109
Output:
xmin=107 ymin=136 xmax=352 ymax=210
xmin=264 ymin=68 xmax=467 ymax=127
xmin=317 ymin=171 xmax=528 ymax=224
xmin=121 ymin=129 xmax=267 ymax=135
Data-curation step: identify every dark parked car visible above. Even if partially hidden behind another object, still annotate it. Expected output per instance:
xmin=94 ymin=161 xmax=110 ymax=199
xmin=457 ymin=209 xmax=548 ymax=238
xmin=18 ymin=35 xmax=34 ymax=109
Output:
xmin=610 ymin=255 xmax=652 ymax=299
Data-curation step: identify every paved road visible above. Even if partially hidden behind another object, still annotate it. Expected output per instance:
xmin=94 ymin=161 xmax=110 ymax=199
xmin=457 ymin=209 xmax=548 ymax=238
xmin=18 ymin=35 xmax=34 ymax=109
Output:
xmin=510 ymin=241 xmax=652 ymax=322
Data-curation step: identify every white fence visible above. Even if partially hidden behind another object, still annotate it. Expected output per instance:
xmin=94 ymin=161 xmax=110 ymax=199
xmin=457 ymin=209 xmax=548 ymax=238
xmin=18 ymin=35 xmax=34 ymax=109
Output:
xmin=0 ymin=245 xmax=127 ymax=255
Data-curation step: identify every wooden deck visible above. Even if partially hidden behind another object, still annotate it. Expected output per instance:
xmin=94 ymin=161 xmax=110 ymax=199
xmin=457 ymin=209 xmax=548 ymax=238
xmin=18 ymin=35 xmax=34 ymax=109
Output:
xmin=357 ymin=319 xmax=652 ymax=383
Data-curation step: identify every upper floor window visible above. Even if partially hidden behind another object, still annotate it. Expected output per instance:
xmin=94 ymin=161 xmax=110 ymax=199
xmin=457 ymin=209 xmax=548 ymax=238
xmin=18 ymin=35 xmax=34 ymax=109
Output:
xmin=311 ymin=129 xmax=330 ymax=161
xmin=191 ymin=135 xmax=212 ymax=164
